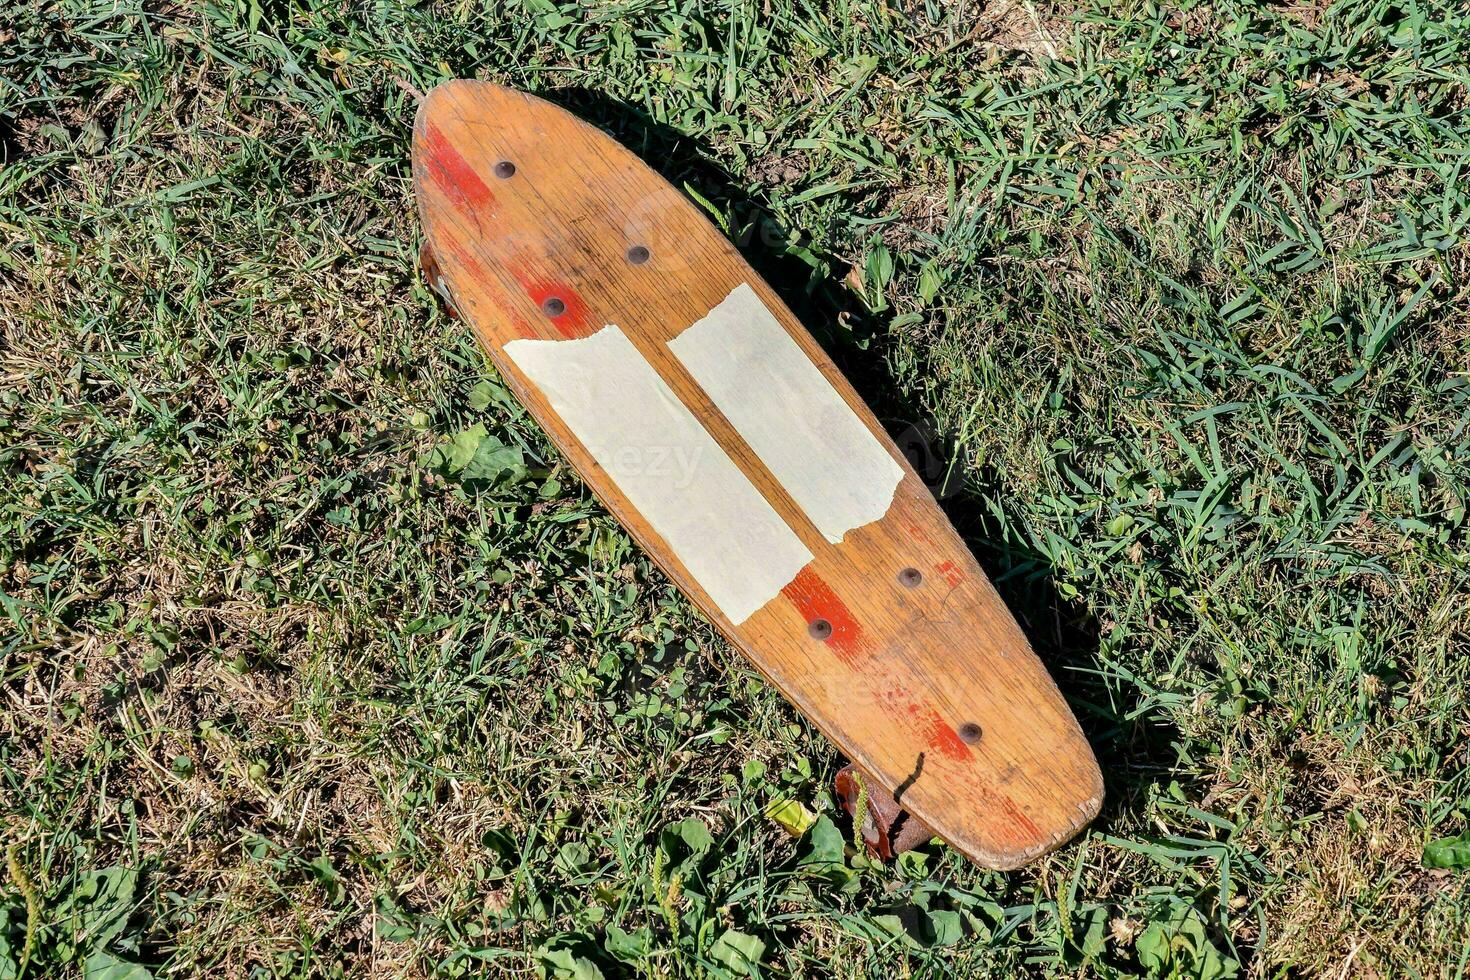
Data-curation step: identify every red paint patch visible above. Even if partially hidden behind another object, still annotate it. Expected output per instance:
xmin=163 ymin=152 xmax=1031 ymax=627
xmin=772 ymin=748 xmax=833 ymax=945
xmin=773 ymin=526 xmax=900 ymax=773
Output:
xmin=936 ymin=560 xmax=965 ymax=587
xmin=421 ymin=121 xmax=496 ymax=210
xmin=437 ymin=239 xmax=534 ymax=339
xmin=994 ymin=795 xmax=1045 ymax=844
xmin=509 ymin=264 xmax=597 ymax=340
xmin=917 ymin=705 xmax=973 ymax=761
xmin=873 ymin=686 xmax=1044 ymax=848
xmin=876 ymin=687 xmax=971 ymax=761
xmin=781 ymin=566 xmax=867 ymax=665
xmin=785 ymin=566 xmax=1045 ymax=851
xmin=903 ymin=519 xmax=935 ymax=547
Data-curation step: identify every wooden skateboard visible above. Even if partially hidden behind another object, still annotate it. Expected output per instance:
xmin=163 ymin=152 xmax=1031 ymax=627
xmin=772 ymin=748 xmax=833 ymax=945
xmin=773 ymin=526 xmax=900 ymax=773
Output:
xmin=411 ymin=80 xmax=1102 ymax=870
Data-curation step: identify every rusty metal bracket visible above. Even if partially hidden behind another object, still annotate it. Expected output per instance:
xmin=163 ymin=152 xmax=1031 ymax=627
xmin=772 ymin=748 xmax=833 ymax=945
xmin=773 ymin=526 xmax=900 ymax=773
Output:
xmin=834 ymin=765 xmax=936 ymax=859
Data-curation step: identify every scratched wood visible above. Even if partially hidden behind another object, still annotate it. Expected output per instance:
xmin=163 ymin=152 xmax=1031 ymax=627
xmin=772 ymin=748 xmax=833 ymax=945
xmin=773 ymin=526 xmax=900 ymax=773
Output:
xmin=412 ymin=80 xmax=1102 ymax=869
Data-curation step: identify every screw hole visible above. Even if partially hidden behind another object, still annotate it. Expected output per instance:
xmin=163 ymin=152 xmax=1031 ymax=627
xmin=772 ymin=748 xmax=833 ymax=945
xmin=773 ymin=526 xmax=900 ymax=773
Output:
xmin=627 ymin=244 xmax=650 ymax=265
xmin=493 ymin=160 xmax=516 ymax=179
xmin=542 ymin=297 xmax=566 ymax=317
xmin=899 ymin=567 xmax=922 ymax=587
xmin=808 ymin=619 xmax=833 ymax=641
xmin=957 ymin=722 xmax=982 ymax=744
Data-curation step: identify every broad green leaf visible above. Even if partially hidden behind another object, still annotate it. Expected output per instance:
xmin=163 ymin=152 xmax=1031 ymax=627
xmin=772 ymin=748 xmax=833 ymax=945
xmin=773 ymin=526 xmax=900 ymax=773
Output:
xmin=461 ymin=433 xmax=526 ymax=486
xmin=764 ymin=798 xmax=816 ymax=837
xmin=535 ymin=944 xmax=604 ymax=980
xmin=708 ymin=928 xmax=766 ymax=974
xmin=917 ymin=260 xmax=943 ymax=304
xmin=797 ymin=815 xmax=845 ymax=868
xmin=307 ymin=855 xmax=345 ymax=905
xmin=1423 ymin=828 xmax=1470 ymax=869
xmin=1076 ymin=905 xmax=1110 ymax=960
xmin=1135 ymin=920 xmax=1170 ymax=973
xmin=554 ymin=841 xmax=591 ymax=874
xmin=1135 ymin=904 xmax=1239 ymax=979
xmin=658 ymin=818 xmax=714 ymax=874
xmin=58 ymin=867 xmax=138 ymax=952
xmin=428 ymin=423 xmax=486 ymax=472
xmin=603 ymin=924 xmax=651 ymax=963
xmin=896 ymin=849 xmax=930 ymax=878
xmin=467 ymin=380 xmax=510 ymax=411
xmin=83 ymin=950 xmax=154 ymax=980
xmin=924 ymin=909 xmax=964 ymax=948
xmin=863 ymin=241 xmax=894 ymax=310
xmin=960 ymin=902 xmax=1002 ymax=943
xmin=797 ymin=815 xmax=856 ymax=887
xmin=374 ymin=895 xmax=417 ymax=942
xmin=0 ymin=907 xmax=16 ymax=980
xmin=867 ymin=913 xmax=921 ymax=950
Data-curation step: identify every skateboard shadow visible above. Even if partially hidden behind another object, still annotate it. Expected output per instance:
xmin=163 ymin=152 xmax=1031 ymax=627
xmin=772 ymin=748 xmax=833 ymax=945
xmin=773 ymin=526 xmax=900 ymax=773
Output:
xmin=529 ymin=86 xmax=1183 ymax=829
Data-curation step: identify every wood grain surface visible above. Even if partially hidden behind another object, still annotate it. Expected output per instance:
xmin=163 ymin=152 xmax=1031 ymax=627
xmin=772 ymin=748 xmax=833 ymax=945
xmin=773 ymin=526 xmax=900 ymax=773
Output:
xmin=412 ymin=80 xmax=1102 ymax=869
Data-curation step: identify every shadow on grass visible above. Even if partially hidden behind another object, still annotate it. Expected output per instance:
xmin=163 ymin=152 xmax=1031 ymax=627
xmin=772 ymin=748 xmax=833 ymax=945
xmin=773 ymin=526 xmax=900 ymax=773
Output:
xmin=0 ymin=116 xmax=21 ymax=164
xmin=526 ymin=85 xmax=1183 ymax=832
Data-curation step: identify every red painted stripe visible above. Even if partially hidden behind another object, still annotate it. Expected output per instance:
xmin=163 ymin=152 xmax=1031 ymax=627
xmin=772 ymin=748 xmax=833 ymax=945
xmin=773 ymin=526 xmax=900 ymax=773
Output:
xmin=422 ymin=121 xmax=495 ymax=210
xmin=877 ymin=687 xmax=971 ymax=761
xmin=936 ymin=560 xmax=964 ymax=587
xmin=509 ymin=264 xmax=597 ymax=340
xmin=781 ymin=566 xmax=867 ymax=665
xmin=917 ymin=705 xmax=973 ymax=761
xmin=438 ymin=239 xmax=533 ymax=339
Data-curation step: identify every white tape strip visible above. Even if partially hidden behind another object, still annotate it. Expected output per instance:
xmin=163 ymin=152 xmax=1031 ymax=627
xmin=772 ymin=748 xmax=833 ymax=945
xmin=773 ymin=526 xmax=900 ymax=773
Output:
xmin=669 ymin=283 xmax=903 ymax=544
xmin=504 ymin=325 xmax=812 ymax=624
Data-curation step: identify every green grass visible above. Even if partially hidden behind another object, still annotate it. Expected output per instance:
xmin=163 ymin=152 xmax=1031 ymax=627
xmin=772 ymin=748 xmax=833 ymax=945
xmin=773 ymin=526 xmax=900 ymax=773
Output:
xmin=3 ymin=0 xmax=1469 ymax=975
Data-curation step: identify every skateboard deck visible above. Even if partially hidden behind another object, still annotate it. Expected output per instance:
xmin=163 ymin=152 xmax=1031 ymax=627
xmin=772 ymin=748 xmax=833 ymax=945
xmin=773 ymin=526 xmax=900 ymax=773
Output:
xmin=412 ymin=80 xmax=1102 ymax=869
